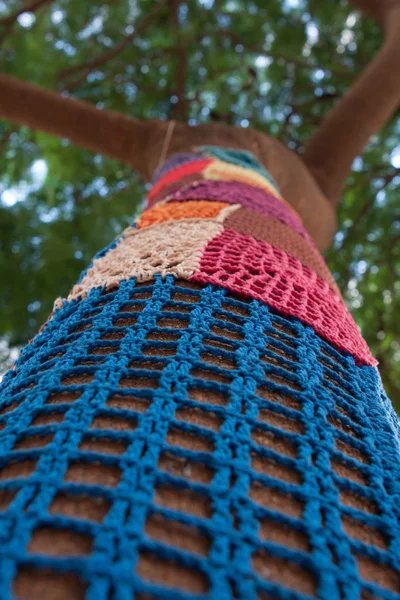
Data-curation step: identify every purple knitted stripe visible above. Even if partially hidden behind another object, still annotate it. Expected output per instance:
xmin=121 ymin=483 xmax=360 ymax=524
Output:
xmin=162 ymin=180 xmax=311 ymax=241
xmin=152 ymin=152 xmax=204 ymax=184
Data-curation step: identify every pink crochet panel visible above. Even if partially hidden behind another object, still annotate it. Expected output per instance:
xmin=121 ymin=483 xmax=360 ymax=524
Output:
xmin=224 ymin=207 xmax=339 ymax=292
xmin=190 ymin=228 xmax=376 ymax=367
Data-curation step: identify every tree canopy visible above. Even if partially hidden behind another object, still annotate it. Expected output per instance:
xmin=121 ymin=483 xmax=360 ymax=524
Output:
xmin=0 ymin=0 xmax=399 ymax=402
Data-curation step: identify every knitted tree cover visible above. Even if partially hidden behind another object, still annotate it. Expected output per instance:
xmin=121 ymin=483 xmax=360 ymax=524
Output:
xmin=0 ymin=147 xmax=399 ymax=600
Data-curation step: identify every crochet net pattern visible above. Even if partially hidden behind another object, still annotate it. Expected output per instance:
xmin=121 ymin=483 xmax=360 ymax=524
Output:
xmin=0 ymin=147 xmax=398 ymax=600
xmin=191 ymin=228 xmax=373 ymax=366
xmin=58 ymin=219 xmax=224 ymax=305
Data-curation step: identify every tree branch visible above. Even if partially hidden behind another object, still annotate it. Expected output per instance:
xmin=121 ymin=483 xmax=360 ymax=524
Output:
xmin=0 ymin=73 xmax=164 ymax=179
xmin=0 ymin=0 xmax=52 ymax=42
xmin=57 ymin=1 xmax=168 ymax=91
xmin=0 ymin=0 xmax=51 ymax=24
xmin=0 ymin=74 xmax=337 ymax=250
xmin=350 ymin=0 xmax=400 ymax=31
xmin=302 ymin=0 xmax=400 ymax=205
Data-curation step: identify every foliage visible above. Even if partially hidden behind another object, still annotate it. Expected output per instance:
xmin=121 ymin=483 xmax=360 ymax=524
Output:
xmin=0 ymin=0 xmax=399 ymax=402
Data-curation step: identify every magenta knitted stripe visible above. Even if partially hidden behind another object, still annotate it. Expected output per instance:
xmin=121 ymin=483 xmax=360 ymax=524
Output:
xmin=156 ymin=180 xmax=312 ymax=241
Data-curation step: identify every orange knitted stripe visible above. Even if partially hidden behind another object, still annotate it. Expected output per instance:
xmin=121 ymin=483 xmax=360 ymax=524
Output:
xmin=137 ymin=200 xmax=228 ymax=228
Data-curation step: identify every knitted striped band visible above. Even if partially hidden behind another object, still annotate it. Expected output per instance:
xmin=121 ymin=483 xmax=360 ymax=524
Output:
xmin=149 ymin=180 xmax=311 ymax=241
xmin=53 ymin=147 xmax=376 ymax=367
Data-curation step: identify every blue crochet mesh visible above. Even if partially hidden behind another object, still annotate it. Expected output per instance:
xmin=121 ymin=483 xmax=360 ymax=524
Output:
xmin=0 ymin=276 xmax=399 ymax=600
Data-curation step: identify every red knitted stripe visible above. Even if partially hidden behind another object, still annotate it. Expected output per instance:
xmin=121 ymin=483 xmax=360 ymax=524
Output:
xmin=190 ymin=228 xmax=376 ymax=367
xmin=147 ymin=159 xmax=213 ymax=203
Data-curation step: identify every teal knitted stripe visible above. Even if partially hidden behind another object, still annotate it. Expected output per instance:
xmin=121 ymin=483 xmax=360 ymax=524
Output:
xmin=198 ymin=145 xmax=280 ymax=191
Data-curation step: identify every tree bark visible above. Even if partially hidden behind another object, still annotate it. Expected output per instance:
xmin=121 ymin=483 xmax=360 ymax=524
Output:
xmin=0 ymin=73 xmax=156 ymax=179
xmin=350 ymin=0 xmax=400 ymax=31
xmin=0 ymin=73 xmax=336 ymax=250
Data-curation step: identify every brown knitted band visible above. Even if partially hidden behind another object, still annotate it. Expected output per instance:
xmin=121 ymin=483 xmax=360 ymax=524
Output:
xmin=224 ymin=206 xmax=339 ymax=293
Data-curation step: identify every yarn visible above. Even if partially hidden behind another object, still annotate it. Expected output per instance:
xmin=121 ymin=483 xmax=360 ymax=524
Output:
xmin=198 ymin=145 xmax=280 ymax=191
xmin=153 ymin=180 xmax=311 ymax=240
xmin=191 ymin=227 xmax=375 ymax=366
xmin=203 ymin=159 xmax=283 ymax=202
xmin=0 ymin=277 xmax=398 ymax=600
xmin=137 ymin=201 xmax=230 ymax=229
xmin=0 ymin=145 xmax=396 ymax=600
xmin=152 ymin=153 xmax=204 ymax=184
xmin=148 ymin=159 xmax=213 ymax=204
xmin=53 ymin=147 xmax=372 ymax=365
xmin=224 ymin=207 xmax=338 ymax=291
xmin=55 ymin=220 xmax=223 ymax=306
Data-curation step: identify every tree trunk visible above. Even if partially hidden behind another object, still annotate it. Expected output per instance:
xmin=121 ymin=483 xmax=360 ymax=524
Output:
xmin=0 ymin=74 xmax=336 ymax=250
xmin=1 ymin=2 xmax=400 ymax=596
xmin=0 ymin=143 xmax=398 ymax=600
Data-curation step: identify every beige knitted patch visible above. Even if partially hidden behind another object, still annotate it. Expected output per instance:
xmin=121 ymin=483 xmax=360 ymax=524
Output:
xmin=54 ymin=219 xmax=223 ymax=308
